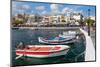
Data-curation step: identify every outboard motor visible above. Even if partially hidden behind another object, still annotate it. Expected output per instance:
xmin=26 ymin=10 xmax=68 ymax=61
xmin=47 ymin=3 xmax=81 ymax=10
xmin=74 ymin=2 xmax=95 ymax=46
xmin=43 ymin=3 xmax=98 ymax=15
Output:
xmin=17 ymin=42 xmax=25 ymax=49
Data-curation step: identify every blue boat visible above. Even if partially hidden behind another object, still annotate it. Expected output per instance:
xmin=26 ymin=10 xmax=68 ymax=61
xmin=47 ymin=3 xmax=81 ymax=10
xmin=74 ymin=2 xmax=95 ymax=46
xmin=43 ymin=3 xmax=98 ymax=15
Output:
xmin=38 ymin=36 xmax=76 ymax=44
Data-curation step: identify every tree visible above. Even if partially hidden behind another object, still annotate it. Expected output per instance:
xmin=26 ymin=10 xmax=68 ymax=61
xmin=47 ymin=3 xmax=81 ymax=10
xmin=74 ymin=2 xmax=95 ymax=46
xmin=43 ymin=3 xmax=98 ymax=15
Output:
xmin=13 ymin=19 xmax=24 ymax=26
xmin=85 ymin=18 xmax=95 ymax=27
xmin=61 ymin=15 xmax=66 ymax=22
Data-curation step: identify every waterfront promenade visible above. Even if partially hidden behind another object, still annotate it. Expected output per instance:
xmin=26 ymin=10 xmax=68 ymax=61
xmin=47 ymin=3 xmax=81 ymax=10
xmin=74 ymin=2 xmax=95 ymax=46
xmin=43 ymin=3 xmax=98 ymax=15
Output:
xmin=80 ymin=28 xmax=95 ymax=61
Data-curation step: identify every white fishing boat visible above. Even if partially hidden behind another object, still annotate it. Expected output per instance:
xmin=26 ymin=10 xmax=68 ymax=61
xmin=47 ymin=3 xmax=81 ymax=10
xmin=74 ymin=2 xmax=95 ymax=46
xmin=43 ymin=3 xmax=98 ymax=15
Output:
xmin=59 ymin=31 xmax=77 ymax=38
xmin=16 ymin=45 xmax=70 ymax=58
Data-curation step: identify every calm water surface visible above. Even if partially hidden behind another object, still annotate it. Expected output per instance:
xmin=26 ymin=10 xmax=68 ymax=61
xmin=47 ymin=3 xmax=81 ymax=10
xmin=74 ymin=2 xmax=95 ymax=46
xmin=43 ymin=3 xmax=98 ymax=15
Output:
xmin=11 ymin=29 xmax=86 ymax=66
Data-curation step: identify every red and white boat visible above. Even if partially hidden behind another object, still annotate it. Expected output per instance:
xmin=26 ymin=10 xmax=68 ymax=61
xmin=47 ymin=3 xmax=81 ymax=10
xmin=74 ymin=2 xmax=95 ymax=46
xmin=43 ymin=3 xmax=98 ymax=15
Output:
xmin=16 ymin=45 xmax=70 ymax=58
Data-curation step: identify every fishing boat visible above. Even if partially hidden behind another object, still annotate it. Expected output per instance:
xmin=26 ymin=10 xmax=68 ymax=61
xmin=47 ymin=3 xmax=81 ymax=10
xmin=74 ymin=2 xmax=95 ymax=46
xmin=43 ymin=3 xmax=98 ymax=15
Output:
xmin=59 ymin=31 xmax=77 ymax=38
xmin=38 ymin=36 xmax=76 ymax=44
xmin=16 ymin=45 xmax=70 ymax=58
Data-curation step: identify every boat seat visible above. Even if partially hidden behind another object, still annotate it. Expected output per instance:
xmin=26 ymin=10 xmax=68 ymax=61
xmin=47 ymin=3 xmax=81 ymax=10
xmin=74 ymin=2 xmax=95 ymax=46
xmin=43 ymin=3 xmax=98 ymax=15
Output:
xmin=52 ymin=47 xmax=60 ymax=50
xmin=34 ymin=47 xmax=41 ymax=51
xmin=50 ymin=47 xmax=61 ymax=51
xmin=28 ymin=47 xmax=41 ymax=51
xmin=36 ymin=47 xmax=52 ymax=51
xmin=53 ymin=47 xmax=60 ymax=50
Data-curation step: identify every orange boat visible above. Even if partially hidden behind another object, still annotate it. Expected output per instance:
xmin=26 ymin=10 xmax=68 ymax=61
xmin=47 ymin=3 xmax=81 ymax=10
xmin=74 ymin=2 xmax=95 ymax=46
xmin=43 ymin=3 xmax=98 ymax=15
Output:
xmin=16 ymin=45 xmax=70 ymax=58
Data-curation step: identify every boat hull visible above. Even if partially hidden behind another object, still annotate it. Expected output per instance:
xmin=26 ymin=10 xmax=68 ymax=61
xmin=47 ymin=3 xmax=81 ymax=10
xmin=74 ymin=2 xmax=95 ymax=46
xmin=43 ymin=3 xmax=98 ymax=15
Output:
xmin=16 ymin=45 xmax=70 ymax=58
xmin=59 ymin=34 xmax=76 ymax=38
xmin=16 ymin=49 xmax=69 ymax=58
xmin=38 ymin=37 xmax=76 ymax=44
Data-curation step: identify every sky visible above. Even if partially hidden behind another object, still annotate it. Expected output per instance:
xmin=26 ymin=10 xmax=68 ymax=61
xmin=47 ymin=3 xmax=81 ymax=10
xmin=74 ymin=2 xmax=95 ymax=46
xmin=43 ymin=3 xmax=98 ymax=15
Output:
xmin=12 ymin=1 xmax=96 ymax=17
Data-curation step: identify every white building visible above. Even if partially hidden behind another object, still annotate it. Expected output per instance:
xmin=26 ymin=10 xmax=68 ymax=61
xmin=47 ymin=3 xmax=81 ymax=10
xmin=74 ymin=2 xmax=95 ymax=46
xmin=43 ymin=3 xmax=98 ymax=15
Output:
xmin=26 ymin=14 xmax=36 ymax=25
xmin=90 ymin=16 xmax=95 ymax=20
xmin=41 ymin=16 xmax=50 ymax=24
xmin=72 ymin=13 xmax=83 ymax=21
xmin=50 ymin=15 xmax=70 ymax=24
xmin=50 ymin=15 xmax=60 ymax=23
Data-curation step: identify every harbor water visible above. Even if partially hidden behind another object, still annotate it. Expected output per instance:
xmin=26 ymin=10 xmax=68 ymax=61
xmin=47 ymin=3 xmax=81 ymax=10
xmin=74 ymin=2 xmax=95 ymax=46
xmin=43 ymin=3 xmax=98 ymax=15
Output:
xmin=11 ymin=28 xmax=86 ymax=66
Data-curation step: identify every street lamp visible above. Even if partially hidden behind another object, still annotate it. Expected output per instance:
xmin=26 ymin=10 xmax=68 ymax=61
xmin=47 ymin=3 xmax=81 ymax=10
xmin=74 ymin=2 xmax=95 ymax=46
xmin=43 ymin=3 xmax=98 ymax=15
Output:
xmin=88 ymin=9 xmax=90 ymax=36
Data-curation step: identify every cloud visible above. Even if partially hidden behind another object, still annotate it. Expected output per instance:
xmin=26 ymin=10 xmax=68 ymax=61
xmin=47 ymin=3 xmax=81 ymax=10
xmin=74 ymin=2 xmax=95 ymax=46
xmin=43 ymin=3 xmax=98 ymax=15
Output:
xmin=50 ymin=4 xmax=61 ymax=15
xmin=41 ymin=11 xmax=47 ymax=15
xmin=12 ymin=2 xmax=16 ymax=8
xmin=17 ymin=4 xmax=31 ymax=10
xmin=73 ymin=10 xmax=83 ymax=14
xmin=35 ymin=6 xmax=45 ymax=11
xmin=62 ymin=7 xmax=70 ymax=14
xmin=50 ymin=4 xmax=59 ymax=10
xmin=22 ymin=5 xmax=31 ymax=10
xmin=69 ymin=6 xmax=84 ymax=14
xmin=61 ymin=7 xmax=74 ymax=16
xmin=12 ymin=2 xmax=32 ymax=16
xmin=12 ymin=2 xmax=18 ymax=16
xmin=61 ymin=6 xmax=84 ymax=16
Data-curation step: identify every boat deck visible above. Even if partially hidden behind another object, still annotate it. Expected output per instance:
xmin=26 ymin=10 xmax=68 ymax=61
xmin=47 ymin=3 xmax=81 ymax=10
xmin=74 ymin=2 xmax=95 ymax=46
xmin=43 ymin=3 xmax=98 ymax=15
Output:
xmin=24 ymin=47 xmax=61 ymax=52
